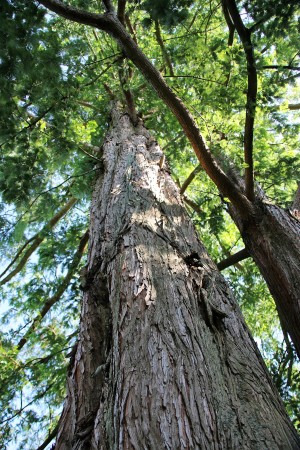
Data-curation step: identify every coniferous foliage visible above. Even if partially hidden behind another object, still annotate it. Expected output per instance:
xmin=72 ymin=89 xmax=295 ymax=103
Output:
xmin=0 ymin=0 xmax=299 ymax=447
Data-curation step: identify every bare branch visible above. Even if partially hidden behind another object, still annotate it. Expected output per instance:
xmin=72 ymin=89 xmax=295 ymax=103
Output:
xmin=164 ymin=74 xmax=225 ymax=86
xmin=78 ymin=145 xmax=102 ymax=162
xmin=118 ymin=60 xmax=138 ymax=125
xmin=125 ymin=14 xmax=137 ymax=44
xmin=0 ymin=198 xmax=77 ymax=286
xmin=17 ymin=230 xmax=89 ymax=351
xmin=0 ymin=383 xmax=56 ymax=425
xmin=0 ymin=235 xmax=36 ymax=279
xmin=217 ymin=248 xmax=249 ymax=270
xmin=37 ymin=0 xmax=109 ymax=28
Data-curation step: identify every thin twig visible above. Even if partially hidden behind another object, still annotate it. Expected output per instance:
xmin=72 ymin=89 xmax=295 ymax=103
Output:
xmin=164 ymin=74 xmax=225 ymax=86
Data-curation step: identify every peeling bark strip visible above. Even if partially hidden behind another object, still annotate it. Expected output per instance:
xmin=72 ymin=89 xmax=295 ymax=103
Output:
xmin=55 ymin=106 xmax=299 ymax=450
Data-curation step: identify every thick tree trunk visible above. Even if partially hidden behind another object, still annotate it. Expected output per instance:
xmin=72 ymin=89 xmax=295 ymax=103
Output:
xmin=230 ymin=197 xmax=300 ymax=357
xmin=55 ymin=106 xmax=300 ymax=450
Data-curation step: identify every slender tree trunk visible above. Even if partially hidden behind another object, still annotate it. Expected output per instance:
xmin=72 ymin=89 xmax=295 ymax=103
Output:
xmin=55 ymin=106 xmax=300 ymax=450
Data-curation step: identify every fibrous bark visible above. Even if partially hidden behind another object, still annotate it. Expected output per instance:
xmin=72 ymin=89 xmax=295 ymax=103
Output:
xmin=55 ymin=106 xmax=299 ymax=450
xmin=231 ymin=199 xmax=300 ymax=357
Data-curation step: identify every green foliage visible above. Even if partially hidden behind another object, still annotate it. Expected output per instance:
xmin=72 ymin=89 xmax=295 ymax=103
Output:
xmin=0 ymin=0 xmax=299 ymax=447
xmin=139 ymin=0 xmax=193 ymax=27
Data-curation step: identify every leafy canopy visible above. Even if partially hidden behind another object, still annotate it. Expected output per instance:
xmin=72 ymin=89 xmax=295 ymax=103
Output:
xmin=0 ymin=0 xmax=299 ymax=447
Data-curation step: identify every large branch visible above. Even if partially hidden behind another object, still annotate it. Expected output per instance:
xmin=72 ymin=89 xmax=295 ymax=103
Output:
xmin=36 ymin=0 xmax=253 ymax=218
xmin=0 ymin=197 xmax=77 ymax=285
xmin=17 ymin=230 xmax=89 ymax=351
xmin=224 ymin=0 xmax=257 ymax=201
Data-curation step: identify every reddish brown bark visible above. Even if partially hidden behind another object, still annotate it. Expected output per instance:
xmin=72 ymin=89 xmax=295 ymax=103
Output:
xmin=55 ymin=107 xmax=299 ymax=450
xmin=231 ymin=200 xmax=300 ymax=357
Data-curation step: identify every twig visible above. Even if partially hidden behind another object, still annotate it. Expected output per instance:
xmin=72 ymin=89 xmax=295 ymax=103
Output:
xmin=78 ymin=146 xmax=102 ymax=162
xmin=164 ymin=74 xmax=225 ymax=86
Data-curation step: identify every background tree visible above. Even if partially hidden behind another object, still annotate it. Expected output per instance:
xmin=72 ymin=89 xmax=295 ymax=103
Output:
xmin=0 ymin=0 xmax=299 ymax=447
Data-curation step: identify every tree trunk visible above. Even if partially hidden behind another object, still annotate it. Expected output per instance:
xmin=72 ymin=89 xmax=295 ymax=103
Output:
xmin=230 ymin=196 xmax=300 ymax=357
xmin=55 ymin=106 xmax=300 ymax=450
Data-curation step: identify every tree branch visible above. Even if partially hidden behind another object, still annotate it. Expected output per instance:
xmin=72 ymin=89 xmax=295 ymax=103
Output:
xmin=0 ymin=383 xmax=56 ymax=425
xmin=0 ymin=235 xmax=36 ymax=279
xmin=154 ymin=20 xmax=174 ymax=76
xmin=164 ymin=74 xmax=225 ymax=85
xmin=17 ymin=230 xmax=89 ymax=351
xmin=37 ymin=0 xmax=111 ymax=28
xmin=36 ymin=1 xmax=253 ymax=218
xmin=0 ymin=197 xmax=77 ymax=286
xmin=102 ymin=0 xmax=114 ymax=13
xmin=288 ymin=103 xmax=300 ymax=110
xmin=260 ymin=65 xmax=300 ymax=71
xmin=221 ymin=0 xmax=235 ymax=46
xmin=180 ymin=164 xmax=201 ymax=194
xmin=183 ymin=196 xmax=203 ymax=215
xmin=36 ymin=423 xmax=59 ymax=450
xmin=117 ymin=0 xmax=126 ymax=25
xmin=217 ymin=247 xmax=249 ymax=270
xmin=224 ymin=0 xmax=257 ymax=202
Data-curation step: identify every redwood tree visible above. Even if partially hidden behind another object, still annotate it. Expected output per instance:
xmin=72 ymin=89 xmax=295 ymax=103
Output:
xmin=55 ymin=105 xmax=299 ymax=449
xmin=36 ymin=0 xmax=300 ymax=358
xmin=0 ymin=0 xmax=299 ymax=447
